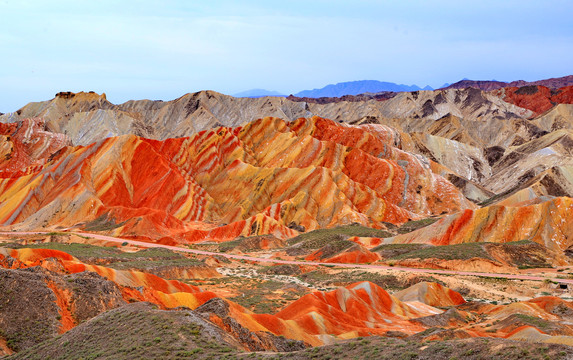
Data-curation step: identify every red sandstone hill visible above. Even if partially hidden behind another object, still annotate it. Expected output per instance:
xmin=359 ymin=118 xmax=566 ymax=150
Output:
xmin=492 ymin=85 xmax=573 ymax=117
xmin=0 ymin=116 xmax=472 ymax=243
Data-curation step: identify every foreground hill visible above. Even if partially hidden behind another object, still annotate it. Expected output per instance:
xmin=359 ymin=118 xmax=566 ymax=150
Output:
xmin=3 ymin=238 xmax=573 ymax=358
xmin=389 ymin=196 xmax=573 ymax=254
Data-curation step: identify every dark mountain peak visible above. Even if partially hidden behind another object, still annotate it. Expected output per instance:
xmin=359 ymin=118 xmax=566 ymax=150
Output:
xmin=441 ymin=80 xmax=508 ymax=91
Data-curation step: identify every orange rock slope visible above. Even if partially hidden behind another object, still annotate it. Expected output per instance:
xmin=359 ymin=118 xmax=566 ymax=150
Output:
xmin=394 ymin=281 xmax=466 ymax=307
xmin=0 ymin=116 xmax=472 ymax=244
xmin=305 ymin=243 xmax=381 ymax=264
xmin=0 ymin=247 xmax=215 ymax=308
xmin=390 ymin=196 xmax=573 ymax=254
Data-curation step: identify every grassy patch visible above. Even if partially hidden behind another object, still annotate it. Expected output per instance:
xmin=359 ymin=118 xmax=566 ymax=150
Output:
xmin=83 ymin=214 xmax=128 ymax=232
xmin=252 ymin=336 xmax=573 ymax=360
xmin=389 ymin=242 xmax=493 ymax=261
xmin=259 ymin=264 xmax=301 ymax=276
xmin=5 ymin=243 xmax=180 ymax=260
xmin=217 ymin=238 xmax=244 ymax=252
xmin=371 ymin=243 xmax=430 ymax=259
xmin=107 ymin=258 xmax=204 ymax=271
xmin=513 ymin=314 xmax=553 ymax=331
xmin=4 ymin=243 xmax=203 ymax=269
xmin=311 ymin=239 xmax=355 ymax=259
xmin=229 ymin=280 xmax=288 ymax=314
xmin=396 ymin=218 xmax=439 ymax=234
xmin=46 ymin=232 xmax=68 ymax=236
xmin=488 ymin=240 xmax=553 ymax=269
xmin=504 ymin=239 xmax=535 ymax=246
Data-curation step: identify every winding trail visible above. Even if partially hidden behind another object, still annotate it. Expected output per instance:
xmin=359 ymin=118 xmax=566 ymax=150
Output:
xmin=3 ymin=231 xmax=573 ymax=285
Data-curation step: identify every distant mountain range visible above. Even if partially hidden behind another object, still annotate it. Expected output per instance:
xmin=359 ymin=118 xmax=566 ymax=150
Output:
xmin=234 ymin=80 xmax=432 ymax=99
xmin=294 ymin=80 xmax=432 ymax=98
xmin=234 ymin=75 xmax=573 ymax=99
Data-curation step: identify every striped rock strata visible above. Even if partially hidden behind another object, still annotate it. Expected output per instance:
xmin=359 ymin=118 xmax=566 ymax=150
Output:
xmin=0 ymin=116 xmax=472 ymax=243
xmin=389 ymin=196 xmax=573 ymax=255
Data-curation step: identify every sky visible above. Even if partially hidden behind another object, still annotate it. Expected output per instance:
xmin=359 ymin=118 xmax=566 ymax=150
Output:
xmin=1 ymin=0 xmax=572 ymax=112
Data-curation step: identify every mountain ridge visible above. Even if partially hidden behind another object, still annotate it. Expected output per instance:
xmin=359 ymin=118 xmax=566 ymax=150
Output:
xmin=443 ymin=75 xmax=573 ymax=91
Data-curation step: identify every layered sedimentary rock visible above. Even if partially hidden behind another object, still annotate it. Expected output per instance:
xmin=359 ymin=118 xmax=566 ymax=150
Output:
xmin=394 ymin=282 xmax=466 ymax=307
xmin=492 ymin=85 xmax=573 ymax=117
xmin=0 ymin=116 xmax=472 ymax=243
xmin=320 ymin=87 xmax=532 ymax=122
xmin=0 ymin=87 xmax=534 ymax=145
xmin=5 ymin=87 xmax=573 ymax=201
xmin=0 ymin=118 xmax=70 ymax=175
xmin=532 ymin=104 xmax=573 ymax=132
xmin=305 ymin=243 xmax=381 ymax=264
xmin=389 ymin=196 xmax=573 ymax=255
xmin=2 ymin=87 xmax=573 ymax=259
xmin=0 ymin=91 xmax=312 ymax=145
xmin=3 ymin=83 xmax=573 ymax=358
xmin=369 ymin=104 xmax=573 ymax=200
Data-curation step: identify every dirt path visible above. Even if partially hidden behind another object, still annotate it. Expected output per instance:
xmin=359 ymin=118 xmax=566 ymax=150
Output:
xmin=3 ymin=231 xmax=573 ymax=285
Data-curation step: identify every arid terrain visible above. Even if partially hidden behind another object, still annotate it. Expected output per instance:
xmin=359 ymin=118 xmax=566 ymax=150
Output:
xmin=2 ymin=76 xmax=573 ymax=359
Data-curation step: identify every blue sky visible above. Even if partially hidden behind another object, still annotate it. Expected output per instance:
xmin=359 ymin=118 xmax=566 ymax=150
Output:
xmin=1 ymin=0 xmax=572 ymax=111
